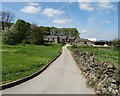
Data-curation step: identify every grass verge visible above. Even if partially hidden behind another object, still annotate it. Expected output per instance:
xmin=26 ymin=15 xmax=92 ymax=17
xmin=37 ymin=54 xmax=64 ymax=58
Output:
xmin=68 ymin=46 xmax=119 ymax=68
xmin=2 ymin=43 xmax=61 ymax=84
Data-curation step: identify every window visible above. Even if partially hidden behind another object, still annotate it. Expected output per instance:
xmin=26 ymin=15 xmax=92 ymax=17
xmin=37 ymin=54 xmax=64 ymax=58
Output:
xmin=84 ymin=41 xmax=87 ymax=44
xmin=53 ymin=38 xmax=54 ymax=42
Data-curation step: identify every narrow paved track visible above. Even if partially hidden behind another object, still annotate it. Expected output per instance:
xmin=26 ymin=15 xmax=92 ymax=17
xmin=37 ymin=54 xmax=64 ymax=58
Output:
xmin=3 ymin=44 xmax=95 ymax=94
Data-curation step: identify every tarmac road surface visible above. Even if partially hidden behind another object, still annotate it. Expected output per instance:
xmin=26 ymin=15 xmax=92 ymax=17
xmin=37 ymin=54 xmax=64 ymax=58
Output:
xmin=2 ymin=44 xmax=95 ymax=94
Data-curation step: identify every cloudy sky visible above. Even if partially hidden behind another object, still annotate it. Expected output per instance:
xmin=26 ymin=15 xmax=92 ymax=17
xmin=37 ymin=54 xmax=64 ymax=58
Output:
xmin=2 ymin=1 xmax=118 ymax=40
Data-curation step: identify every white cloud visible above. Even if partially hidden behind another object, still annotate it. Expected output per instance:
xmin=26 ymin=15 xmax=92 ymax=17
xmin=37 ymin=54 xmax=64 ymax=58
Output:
xmin=98 ymin=2 xmax=114 ymax=10
xmin=53 ymin=19 xmax=70 ymax=24
xmin=20 ymin=5 xmax=41 ymax=14
xmin=79 ymin=2 xmax=94 ymax=11
xmin=29 ymin=2 xmax=39 ymax=6
xmin=81 ymin=29 xmax=88 ymax=33
xmin=20 ymin=3 xmax=41 ymax=14
xmin=43 ymin=8 xmax=64 ymax=17
xmin=78 ymin=1 xmax=116 ymax=13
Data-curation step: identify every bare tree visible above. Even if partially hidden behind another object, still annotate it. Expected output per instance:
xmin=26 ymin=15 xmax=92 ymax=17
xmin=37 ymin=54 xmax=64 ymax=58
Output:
xmin=0 ymin=11 xmax=15 ymax=29
xmin=1 ymin=11 xmax=14 ymax=23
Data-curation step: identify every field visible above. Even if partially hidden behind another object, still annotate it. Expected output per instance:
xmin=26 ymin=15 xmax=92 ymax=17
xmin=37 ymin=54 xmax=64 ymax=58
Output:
xmin=69 ymin=46 xmax=119 ymax=67
xmin=2 ymin=43 xmax=61 ymax=84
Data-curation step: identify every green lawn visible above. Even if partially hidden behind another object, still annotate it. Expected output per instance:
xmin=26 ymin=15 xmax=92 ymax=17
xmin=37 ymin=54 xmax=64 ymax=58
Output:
xmin=69 ymin=46 xmax=119 ymax=67
xmin=2 ymin=43 xmax=61 ymax=84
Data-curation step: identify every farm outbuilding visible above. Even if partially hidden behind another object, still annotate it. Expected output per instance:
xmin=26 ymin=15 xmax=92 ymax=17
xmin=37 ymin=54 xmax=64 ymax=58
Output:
xmin=75 ymin=38 xmax=93 ymax=46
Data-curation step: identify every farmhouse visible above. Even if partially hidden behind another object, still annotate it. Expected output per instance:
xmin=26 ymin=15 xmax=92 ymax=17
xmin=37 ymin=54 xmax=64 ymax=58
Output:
xmin=44 ymin=35 xmax=94 ymax=46
xmin=59 ymin=36 xmax=67 ymax=43
xmin=44 ymin=35 xmax=58 ymax=43
xmin=44 ymin=35 xmax=67 ymax=43
xmin=44 ymin=35 xmax=76 ymax=44
xmin=67 ymin=36 xmax=76 ymax=44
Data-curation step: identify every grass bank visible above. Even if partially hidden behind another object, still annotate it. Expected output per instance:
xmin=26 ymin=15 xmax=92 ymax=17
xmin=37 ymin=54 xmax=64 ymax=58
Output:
xmin=68 ymin=46 xmax=119 ymax=67
xmin=2 ymin=43 xmax=61 ymax=84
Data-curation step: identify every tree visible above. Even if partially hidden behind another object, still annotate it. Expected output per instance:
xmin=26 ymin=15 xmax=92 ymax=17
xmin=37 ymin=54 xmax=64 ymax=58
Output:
xmin=60 ymin=28 xmax=80 ymax=37
xmin=2 ymin=25 xmax=19 ymax=45
xmin=60 ymin=28 xmax=69 ymax=36
xmin=2 ymin=22 xmax=14 ymax=30
xmin=49 ymin=27 xmax=59 ymax=35
xmin=69 ymin=28 xmax=79 ymax=37
xmin=24 ymin=22 xmax=31 ymax=43
xmin=15 ymin=19 xmax=27 ymax=43
xmin=2 ymin=19 xmax=31 ymax=45
xmin=45 ymin=27 xmax=50 ymax=35
xmin=39 ymin=26 xmax=50 ymax=35
xmin=30 ymin=26 xmax=44 ymax=45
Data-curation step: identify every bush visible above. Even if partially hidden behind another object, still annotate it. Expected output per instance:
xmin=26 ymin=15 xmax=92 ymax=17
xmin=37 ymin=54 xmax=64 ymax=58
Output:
xmin=2 ymin=25 xmax=19 ymax=45
xmin=112 ymin=39 xmax=120 ymax=47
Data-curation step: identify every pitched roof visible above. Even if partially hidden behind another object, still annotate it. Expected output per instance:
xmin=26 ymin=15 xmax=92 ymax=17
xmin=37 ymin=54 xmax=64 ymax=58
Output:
xmin=69 ymin=37 xmax=75 ymax=39
xmin=59 ymin=36 xmax=66 ymax=39
xmin=76 ymin=38 xmax=92 ymax=42
xmin=44 ymin=35 xmax=58 ymax=39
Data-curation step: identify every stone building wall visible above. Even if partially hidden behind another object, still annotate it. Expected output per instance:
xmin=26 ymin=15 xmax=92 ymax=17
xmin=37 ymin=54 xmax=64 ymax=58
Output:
xmin=76 ymin=41 xmax=93 ymax=46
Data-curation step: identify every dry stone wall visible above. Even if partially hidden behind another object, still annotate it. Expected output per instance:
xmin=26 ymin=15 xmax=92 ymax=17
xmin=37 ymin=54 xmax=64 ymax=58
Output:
xmin=72 ymin=50 xmax=120 ymax=95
